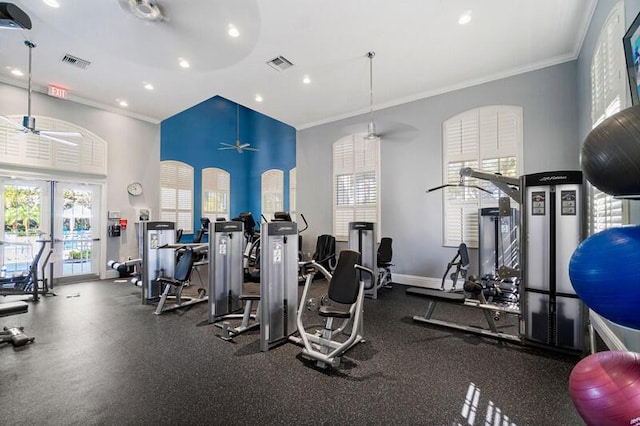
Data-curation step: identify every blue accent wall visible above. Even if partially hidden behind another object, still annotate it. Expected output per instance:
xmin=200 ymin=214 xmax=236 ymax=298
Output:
xmin=160 ymin=96 xmax=296 ymax=234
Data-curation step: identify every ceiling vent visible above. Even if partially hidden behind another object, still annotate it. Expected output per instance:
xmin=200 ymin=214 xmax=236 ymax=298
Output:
xmin=61 ymin=54 xmax=91 ymax=70
xmin=267 ymin=56 xmax=294 ymax=71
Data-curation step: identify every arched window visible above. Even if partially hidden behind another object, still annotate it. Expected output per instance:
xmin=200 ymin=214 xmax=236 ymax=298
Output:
xmin=202 ymin=168 xmax=230 ymax=221
xmin=289 ymin=167 xmax=297 ymax=220
xmin=0 ymin=115 xmax=106 ymax=175
xmin=442 ymin=105 xmax=523 ymax=247
xmin=160 ymin=160 xmax=194 ymax=232
xmin=332 ymin=133 xmax=380 ymax=241
xmin=261 ymin=169 xmax=283 ymax=220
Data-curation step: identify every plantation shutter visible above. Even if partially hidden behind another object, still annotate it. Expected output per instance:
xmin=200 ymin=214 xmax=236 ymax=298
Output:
xmin=261 ymin=169 xmax=284 ymax=220
xmin=0 ymin=115 xmax=106 ymax=175
xmin=442 ymin=106 xmax=522 ymax=248
xmin=589 ymin=1 xmax=626 ymax=234
xmin=333 ymin=133 xmax=380 ymax=241
xmin=289 ymin=168 xmax=297 ymax=221
xmin=160 ymin=160 xmax=194 ymax=232
xmin=202 ymin=168 xmax=230 ymax=221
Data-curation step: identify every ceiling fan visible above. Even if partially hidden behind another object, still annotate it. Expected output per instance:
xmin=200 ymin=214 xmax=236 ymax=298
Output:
xmin=218 ymin=104 xmax=259 ymax=154
xmin=0 ymin=40 xmax=81 ymax=146
xmin=341 ymin=51 xmax=419 ymax=142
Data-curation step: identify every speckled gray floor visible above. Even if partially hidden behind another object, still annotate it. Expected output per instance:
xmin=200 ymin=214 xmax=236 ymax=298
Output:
xmin=0 ymin=279 xmax=584 ymax=425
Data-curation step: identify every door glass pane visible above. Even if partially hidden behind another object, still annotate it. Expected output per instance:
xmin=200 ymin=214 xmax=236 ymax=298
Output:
xmin=55 ymin=183 xmax=101 ymax=278
xmin=1 ymin=182 xmax=45 ymax=276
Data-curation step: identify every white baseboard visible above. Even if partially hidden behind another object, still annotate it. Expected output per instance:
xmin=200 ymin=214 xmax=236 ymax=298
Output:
xmin=104 ymin=269 xmax=119 ymax=280
xmin=590 ymin=311 xmax=628 ymax=352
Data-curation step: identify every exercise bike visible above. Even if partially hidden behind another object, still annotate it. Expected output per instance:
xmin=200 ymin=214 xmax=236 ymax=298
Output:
xmin=0 ymin=235 xmax=53 ymax=302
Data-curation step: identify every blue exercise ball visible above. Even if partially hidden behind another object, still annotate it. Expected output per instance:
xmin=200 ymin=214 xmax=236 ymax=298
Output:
xmin=569 ymin=226 xmax=640 ymax=330
xmin=581 ymin=105 xmax=640 ymax=197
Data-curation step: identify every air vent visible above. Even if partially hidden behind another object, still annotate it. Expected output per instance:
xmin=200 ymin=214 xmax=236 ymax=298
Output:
xmin=61 ymin=54 xmax=91 ymax=70
xmin=267 ymin=55 xmax=294 ymax=71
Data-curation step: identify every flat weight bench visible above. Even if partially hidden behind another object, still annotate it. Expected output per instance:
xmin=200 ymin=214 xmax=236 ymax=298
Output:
xmin=406 ymin=286 xmax=521 ymax=343
xmin=0 ymin=301 xmax=29 ymax=317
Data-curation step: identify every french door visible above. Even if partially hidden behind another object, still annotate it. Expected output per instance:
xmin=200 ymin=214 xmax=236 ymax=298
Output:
xmin=0 ymin=176 xmax=103 ymax=284
xmin=0 ymin=178 xmax=50 ymax=277
xmin=53 ymin=182 xmax=102 ymax=281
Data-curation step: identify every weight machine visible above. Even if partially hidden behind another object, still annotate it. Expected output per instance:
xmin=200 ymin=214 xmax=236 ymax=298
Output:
xmin=414 ymin=168 xmax=586 ymax=352
xmin=292 ymin=250 xmax=374 ymax=369
xmin=207 ymin=220 xmax=259 ymax=340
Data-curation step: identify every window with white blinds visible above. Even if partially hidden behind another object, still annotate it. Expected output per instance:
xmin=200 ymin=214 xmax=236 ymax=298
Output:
xmin=202 ymin=168 xmax=230 ymax=221
xmin=0 ymin=115 xmax=107 ymax=176
xmin=160 ymin=160 xmax=194 ymax=232
xmin=590 ymin=1 xmax=626 ymax=234
xmin=333 ymin=133 xmax=380 ymax=241
xmin=289 ymin=168 xmax=297 ymax=220
xmin=261 ymin=169 xmax=284 ymax=220
xmin=442 ymin=106 xmax=523 ymax=248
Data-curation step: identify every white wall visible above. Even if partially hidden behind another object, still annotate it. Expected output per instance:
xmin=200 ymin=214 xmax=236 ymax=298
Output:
xmin=0 ymin=82 xmax=160 ymax=277
xmin=297 ymin=61 xmax=579 ymax=285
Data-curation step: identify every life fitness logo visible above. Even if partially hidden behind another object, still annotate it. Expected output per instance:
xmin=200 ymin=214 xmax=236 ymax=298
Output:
xmin=539 ymin=175 xmax=568 ymax=182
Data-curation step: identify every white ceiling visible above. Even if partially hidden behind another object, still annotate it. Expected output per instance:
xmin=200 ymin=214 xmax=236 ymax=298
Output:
xmin=0 ymin=0 xmax=597 ymax=129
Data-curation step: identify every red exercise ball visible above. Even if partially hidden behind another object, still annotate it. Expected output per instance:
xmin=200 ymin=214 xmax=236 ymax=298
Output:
xmin=569 ymin=351 xmax=640 ymax=425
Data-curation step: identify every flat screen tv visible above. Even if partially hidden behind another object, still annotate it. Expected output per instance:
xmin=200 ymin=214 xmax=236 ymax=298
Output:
xmin=623 ymin=11 xmax=640 ymax=106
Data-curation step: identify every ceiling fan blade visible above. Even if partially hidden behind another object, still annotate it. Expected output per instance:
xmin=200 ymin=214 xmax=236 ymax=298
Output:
xmin=0 ymin=115 xmax=26 ymax=131
xmin=239 ymin=143 xmax=251 ymax=148
xmin=39 ymin=130 xmax=83 ymax=138
xmin=242 ymin=147 xmax=259 ymax=152
xmin=38 ymin=133 xmax=78 ymax=147
xmin=217 ymin=146 xmax=236 ymax=151
xmin=219 ymin=142 xmax=235 ymax=148
xmin=376 ymin=122 xmax=419 ymax=141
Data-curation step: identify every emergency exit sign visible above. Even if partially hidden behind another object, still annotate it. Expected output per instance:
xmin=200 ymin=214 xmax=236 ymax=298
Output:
xmin=48 ymin=85 xmax=67 ymax=99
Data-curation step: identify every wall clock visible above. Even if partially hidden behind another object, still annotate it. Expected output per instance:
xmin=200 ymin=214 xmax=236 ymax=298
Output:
xmin=127 ymin=182 xmax=143 ymax=196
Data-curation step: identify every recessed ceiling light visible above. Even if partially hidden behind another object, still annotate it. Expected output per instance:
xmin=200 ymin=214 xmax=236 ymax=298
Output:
xmin=11 ymin=69 xmax=23 ymax=76
xmin=43 ymin=0 xmax=60 ymax=8
xmin=118 ymin=99 xmax=128 ymax=107
xmin=144 ymin=83 xmax=154 ymax=90
xmin=303 ymin=75 xmax=311 ymax=85
xmin=458 ymin=11 xmax=472 ymax=25
xmin=255 ymin=94 xmax=263 ymax=102
xmin=228 ymin=24 xmax=240 ymax=38
xmin=179 ymin=58 xmax=190 ymax=68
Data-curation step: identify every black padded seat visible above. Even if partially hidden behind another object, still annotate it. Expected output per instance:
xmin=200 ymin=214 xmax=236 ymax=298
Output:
xmin=318 ymin=305 xmax=351 ymax=319
xmin=377 ymin=237 xmax=393 ymax=268
xmin=315 ymin=250 xmax=360 ymax=319
xmin=0 ymin=301 xmax=28 ymax=317
xmin=327 ymin=250 xmax=360 ymax=305
xmin=157 ymin=247 xmax=195 ymax=287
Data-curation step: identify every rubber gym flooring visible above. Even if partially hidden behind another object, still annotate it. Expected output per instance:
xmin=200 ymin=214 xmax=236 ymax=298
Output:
xmin=0 ymin=278 xmax=584 ymax=425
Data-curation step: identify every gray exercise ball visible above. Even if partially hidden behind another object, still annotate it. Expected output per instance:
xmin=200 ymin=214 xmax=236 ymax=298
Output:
xmin=581 ymin=105 xmax=640 ymax=196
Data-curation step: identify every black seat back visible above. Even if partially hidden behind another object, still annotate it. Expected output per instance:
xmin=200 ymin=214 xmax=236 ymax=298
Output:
xmin=327 ymin=250 xmax=360 ymax=305
xmin=174 ymin=247 xmax=196 ymax=282
xmin=313 ymin=234 xmax=336 ymax=265
xmin=377 ymin=237 xmax=393 ymax=266
xmin=192 ymin=229 xmax=205 ymax=243
xmin=458 ymin=243 xmax=469 ymax=267
xmin=273 ymin=211 xmax=292 ymax=221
